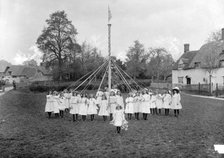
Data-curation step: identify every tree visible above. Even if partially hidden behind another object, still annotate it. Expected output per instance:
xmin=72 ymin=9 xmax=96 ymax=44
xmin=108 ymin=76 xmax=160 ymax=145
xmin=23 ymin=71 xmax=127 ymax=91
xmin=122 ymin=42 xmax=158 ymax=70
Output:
xmin=36 ymin=10 xmax=78 ymax=80
xmin=205 ymin=30 xmax=221 ymax=43
xmin=146 ymin=48 xmax=173 ymax=81
xmin=125 ymin=40 xmax=148 ymax=79
xmin=23 ymin=59 xmax=38 ymax=67
xmin=204 ymin=52 xmax=219 ymax=94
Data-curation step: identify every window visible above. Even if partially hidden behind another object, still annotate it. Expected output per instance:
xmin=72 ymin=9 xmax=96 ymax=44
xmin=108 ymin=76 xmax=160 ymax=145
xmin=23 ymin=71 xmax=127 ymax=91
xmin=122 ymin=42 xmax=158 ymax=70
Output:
xmin=178 ymin=59 xmax=185 ymax=69
xmin=178 ymin=64 xmax=184 ymax=69
xmin=223 ymin=76 xmax=224 ymax=85
xmin=220 ymin=60 xmax=224 ymax=67
xmin=178 ymin=77 xmax=184 ymax=84
xmin=194 ymin=62 xmax=201 ymax=68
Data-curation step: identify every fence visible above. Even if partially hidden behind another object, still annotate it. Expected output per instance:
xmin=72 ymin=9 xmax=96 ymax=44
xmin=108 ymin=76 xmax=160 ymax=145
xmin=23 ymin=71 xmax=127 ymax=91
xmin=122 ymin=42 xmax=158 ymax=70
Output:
xmin=180 ymin=83 xmax=224 ymax=97
xmin=150 ymin=82 xmax=172 ymax=89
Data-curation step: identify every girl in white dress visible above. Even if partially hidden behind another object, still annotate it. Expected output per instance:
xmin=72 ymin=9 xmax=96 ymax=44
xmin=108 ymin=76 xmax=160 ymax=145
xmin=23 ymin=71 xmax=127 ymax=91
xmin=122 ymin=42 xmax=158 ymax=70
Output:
xmin=163 ymin=90 xmax=172 ymax=116
xmin=133 ymin=92 xmax=141 ymax=120
xmin=156 ymin=91 xmax=164 ymax=115
xmin=87 ymin=94 xmax=98 ymax=121
xmin=110 ymin=105 xmax=128 ymax=134
xmin=98 ymin=95 xmax=109 ymax=121
xmin=45 ymin=91 xmax=54 ymax=118
xmin=63 ymin=89 xmax=71 ymax=112
xmin=125 ymin=93 xmax=134 ymax=120
xmin=96 ymin=90 xmax=103 ymax=106
xmin=171 ymin=87 xmax=182 ymax=117
xmin=116 ymin=91 xmax=124 ymax=109
xmin=79 ymin=94 xmax=88 ymax=121
xmin=58 ymin=93 xmax=66 ymax=118
xmin=70 ymin=92 xmax=80 ymax=121
xmin=141 ymin=91 xmax=151 ymax=120
xmin=109 ymin=91 xmax=117 ymax=121
xmin=150 ymin=92 xmax=157 ymax=115
xmin=52 ymin=91 xmax=60 ymax=117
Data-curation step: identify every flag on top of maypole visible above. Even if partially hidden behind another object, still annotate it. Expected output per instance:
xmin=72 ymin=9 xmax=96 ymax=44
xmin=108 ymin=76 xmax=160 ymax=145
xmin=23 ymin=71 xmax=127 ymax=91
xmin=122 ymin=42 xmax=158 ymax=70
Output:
xmin=108 ymin=6 xmax=112 ymax=23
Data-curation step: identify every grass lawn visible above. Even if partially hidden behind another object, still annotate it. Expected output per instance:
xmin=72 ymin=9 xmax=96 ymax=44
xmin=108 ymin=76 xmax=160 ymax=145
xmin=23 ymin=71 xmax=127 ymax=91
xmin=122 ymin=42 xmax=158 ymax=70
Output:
xmin=0 ymin=90 xmax=223 ymax=157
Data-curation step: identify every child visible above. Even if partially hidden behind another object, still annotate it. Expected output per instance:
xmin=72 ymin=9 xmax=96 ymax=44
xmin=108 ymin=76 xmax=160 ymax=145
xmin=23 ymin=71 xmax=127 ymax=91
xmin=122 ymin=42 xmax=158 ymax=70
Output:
xmin=125 ymin=93 xmax=134 ymax=120
xmin=52 ymin=91 xmax=60 ymax=117
xmin=110 ymin=105 xmax=128 ymax=134
xmin=70 ymin=92 xmax=80 ymax=121
xmin=156 ymin=91 xmax=164 ymax=115
xmin=45 ymin=91 xmax=54 ymax=118
xmin=150 ymin=92 xmax=156 ymax=115
xmin=163 ymin=90 xmax=172 ymax=116
xmin=87 ymin=94 xmax=98 ymax=121
xmin=116 ymin=91 xmax=124 ymax=109
xmin=64 ymin=89 xmax=71 ymax=112
xmin=171 ymin=87 xmax=182 ymax=117
xmin=133 ymin=92 xmax=140 ymax=120
xmin=109 ymin=91 xmax=117 ymax=121
xmin=141 ymin=91 xmax=150 ymax=120
xmin=78 ymin=93 xmax=88 ymax=121
xmin=58 ymin=92 xmax=66 ymax=118
xmin=98 ymin=94 xmax=109 ymax=121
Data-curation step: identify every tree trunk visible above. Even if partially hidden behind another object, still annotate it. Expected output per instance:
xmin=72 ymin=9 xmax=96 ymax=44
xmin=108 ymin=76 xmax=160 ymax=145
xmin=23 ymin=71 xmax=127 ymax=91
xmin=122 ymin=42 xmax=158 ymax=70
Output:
xmin=58 ymin=56 xmax=62 ymax=81
xmin=209 ymin=74 xmax=212 ymax=95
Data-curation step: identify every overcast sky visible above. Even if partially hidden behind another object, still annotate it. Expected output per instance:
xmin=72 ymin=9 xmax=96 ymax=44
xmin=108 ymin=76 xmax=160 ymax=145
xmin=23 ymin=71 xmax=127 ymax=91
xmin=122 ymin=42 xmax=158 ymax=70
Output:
xmin=1 ymin=0 xmax=224 ymax=65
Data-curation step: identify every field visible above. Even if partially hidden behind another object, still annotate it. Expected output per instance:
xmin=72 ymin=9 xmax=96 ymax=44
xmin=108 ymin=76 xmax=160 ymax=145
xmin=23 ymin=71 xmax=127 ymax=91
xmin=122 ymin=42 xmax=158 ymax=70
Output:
xmin=0 ymin=90 xmax=224 ymax=157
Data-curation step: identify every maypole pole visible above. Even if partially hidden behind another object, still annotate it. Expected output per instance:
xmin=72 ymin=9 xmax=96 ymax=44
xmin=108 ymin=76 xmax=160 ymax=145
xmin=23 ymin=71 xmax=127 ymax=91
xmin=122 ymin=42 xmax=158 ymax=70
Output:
xmin=108 ymin=6 xmax=112 ymax=93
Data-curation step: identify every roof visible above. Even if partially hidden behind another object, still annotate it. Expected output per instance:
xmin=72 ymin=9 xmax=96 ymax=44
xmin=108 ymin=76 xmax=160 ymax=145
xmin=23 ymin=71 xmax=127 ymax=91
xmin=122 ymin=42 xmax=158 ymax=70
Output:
xmin=173 ymin=50 xmax=198 ymax=70
xmin=188 ymin=40 xmax=224 ymax=68
xmin=173 ymin=40 xmax=224 ymax=70
xmin=6 ymin=65 xmax=36 ymax=77
xmin=5 ymin=65 xmax=52 ymax=78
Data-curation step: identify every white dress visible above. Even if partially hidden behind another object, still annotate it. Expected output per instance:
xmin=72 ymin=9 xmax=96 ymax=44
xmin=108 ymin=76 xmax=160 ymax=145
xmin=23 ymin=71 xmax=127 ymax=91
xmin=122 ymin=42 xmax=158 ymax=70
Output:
xmin=111 ymin=110 xmax=126 ymax=126
xmin=116 ymin=95 xmax=124 ymax=109
xmin=98 ymin=100 xmax=109 ymax=116
xmin=163 ymin=94 xmax=172 ymax=109
xmin=87 ymin=98 xmax=98 ymax=115
xmin=171 ymin=93 xmax=182 ymax=109
xmin=138 ymin=95 xmax=144 ymax=113
xmin=141 ymin=94 xmax=150 ymax=113
xmin=109 ymin=96 xmax=117 ymax=114
xmin=70 ymin=96 xmax=80 ymax=114
xmin=156 ymin=94 xmax=164 ymax=109
xmin=79 ymin=97 xmax=88 ymax=115
xmin=133 ymin=96 xmax=140 ymax=113
xmin=45 ymin=95 xmax=54 ymax=112
xmin=52 ymin=95 xmax=60 ymax=113
xmin=58 ymin=97 xmax=66 ymax=110
xmin=96 ymin=91 xmax=103 ymax=105
xmin=64 ymin=92 xmax=71 ymax=109
xmin=125 ymin=97 xmax=134 ymax=114
xmin=150 ymin=95 xmax=156 ymax=108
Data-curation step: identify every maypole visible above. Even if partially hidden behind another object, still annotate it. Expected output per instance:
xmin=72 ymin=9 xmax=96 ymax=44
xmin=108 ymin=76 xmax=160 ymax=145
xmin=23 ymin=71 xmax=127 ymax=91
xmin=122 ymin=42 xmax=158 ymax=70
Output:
xmin=108 ymin=6 xmax=112 ymax=93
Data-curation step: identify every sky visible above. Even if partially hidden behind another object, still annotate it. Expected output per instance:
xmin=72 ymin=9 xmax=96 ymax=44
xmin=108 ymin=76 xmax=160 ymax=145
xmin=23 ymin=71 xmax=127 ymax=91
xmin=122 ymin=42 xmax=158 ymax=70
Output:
xmin=1 ymin=0 xmax=224 ymax=65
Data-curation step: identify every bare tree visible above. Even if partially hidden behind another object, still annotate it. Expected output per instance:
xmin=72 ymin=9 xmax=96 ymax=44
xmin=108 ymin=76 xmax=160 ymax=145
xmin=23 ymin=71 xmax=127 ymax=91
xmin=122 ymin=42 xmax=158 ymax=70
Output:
xmin=205 ymin=30 xmax=221 ymax=43
xmin=204 ymin=52 xmax=219 ymax=94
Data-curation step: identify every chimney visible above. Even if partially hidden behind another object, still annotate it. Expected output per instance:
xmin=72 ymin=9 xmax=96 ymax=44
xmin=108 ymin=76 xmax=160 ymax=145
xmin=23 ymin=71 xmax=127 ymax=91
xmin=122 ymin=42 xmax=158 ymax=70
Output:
xmin=184 ymin=43 xmax=190 ymax=53
xmin=222 ymin=28 xmax=224 ymax=40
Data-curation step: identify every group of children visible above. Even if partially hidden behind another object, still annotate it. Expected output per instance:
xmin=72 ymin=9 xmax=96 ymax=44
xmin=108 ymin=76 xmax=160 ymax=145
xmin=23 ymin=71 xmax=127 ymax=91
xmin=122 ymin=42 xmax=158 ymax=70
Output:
xmin=45 ymin=87 xmax=182 ymax=133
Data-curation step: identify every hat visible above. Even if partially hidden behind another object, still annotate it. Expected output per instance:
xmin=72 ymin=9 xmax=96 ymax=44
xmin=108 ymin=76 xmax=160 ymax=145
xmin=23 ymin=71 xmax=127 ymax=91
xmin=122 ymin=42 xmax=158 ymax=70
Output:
xmin=172 ymin=87 xmax=180 ymax=91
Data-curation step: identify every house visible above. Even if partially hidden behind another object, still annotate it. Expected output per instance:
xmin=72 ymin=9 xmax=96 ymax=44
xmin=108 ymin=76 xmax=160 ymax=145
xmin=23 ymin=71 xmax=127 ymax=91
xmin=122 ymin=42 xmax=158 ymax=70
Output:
xmin=3 ymin=65 xmax=52 ymax=83
xmin=172 ymin=28 xmax=224 ymax=91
